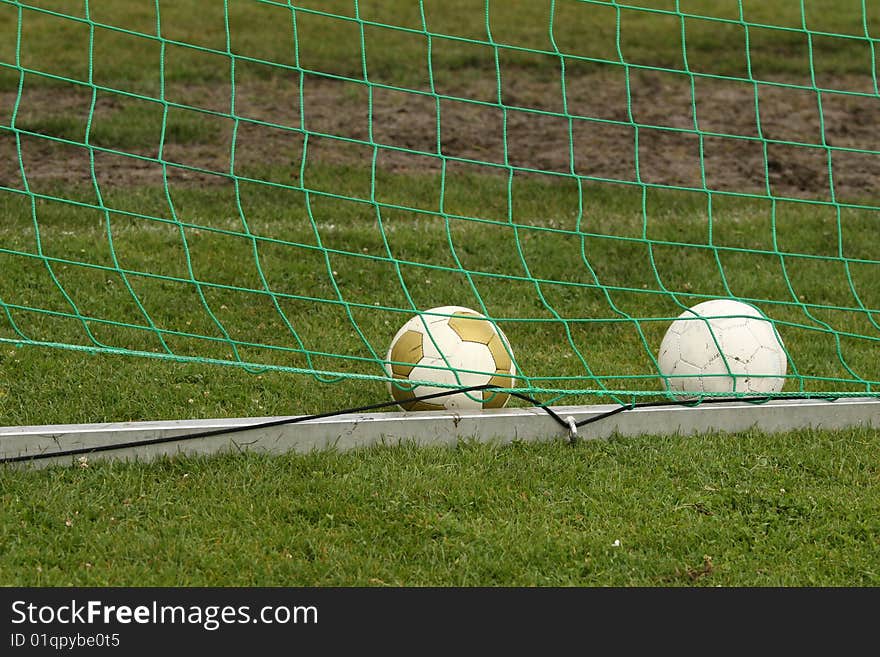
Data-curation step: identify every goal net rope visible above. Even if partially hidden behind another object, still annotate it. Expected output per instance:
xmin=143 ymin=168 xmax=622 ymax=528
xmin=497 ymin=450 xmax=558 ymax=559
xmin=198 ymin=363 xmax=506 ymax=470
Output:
xmin=0 ymin=0 xmax=877 ymax=409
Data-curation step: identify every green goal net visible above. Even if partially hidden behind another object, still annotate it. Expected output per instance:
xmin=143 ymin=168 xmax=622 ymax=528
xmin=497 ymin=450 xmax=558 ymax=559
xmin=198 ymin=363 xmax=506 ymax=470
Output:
xmin=0 ymin=0 xmax=878 ymax=411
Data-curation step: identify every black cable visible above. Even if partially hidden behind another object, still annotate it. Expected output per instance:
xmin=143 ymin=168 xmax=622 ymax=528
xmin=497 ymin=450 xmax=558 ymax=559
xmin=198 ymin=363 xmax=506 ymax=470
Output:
xmin=2 ymin=384 xmax=502 ymax=465
xmin=0 ymin=385 xmax=864 ymax=465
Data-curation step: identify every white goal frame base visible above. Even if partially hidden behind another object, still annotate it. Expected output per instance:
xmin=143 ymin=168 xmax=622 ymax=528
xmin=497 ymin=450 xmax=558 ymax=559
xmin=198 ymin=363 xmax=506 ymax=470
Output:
xmin=2 ymin=397 xmax=878 ymax=469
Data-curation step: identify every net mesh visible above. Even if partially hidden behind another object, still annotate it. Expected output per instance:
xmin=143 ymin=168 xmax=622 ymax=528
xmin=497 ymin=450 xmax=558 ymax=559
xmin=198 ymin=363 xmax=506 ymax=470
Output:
xmin=0 ymin=0 xmax=878 ymax=406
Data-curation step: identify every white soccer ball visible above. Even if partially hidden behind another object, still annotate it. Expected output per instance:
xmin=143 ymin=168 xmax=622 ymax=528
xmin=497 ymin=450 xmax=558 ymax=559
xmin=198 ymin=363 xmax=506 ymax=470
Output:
xmin=657 ymin=299 xmax=787 ymax=395
xmin=385 ymin=305 xmax=516 ymax=411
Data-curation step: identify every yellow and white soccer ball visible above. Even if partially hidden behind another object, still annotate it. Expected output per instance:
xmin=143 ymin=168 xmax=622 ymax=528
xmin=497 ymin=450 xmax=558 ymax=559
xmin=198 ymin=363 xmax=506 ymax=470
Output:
xmin=385 ymin=305 xmax=516 ymax=411
xmin=657 ymin=299 xmax=787 ymax=395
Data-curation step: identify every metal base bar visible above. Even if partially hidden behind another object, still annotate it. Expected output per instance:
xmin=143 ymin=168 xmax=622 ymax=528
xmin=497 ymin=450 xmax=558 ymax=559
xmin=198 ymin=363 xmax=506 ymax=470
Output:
xmin=2 ymin=397 xmax=878 ymax=469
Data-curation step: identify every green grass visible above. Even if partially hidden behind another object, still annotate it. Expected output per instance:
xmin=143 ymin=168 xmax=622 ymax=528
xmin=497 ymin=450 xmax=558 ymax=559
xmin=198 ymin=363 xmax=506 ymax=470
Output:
xmin=1 ymin=427 xmax=878 ymax=586
xmin=0 ymin=172 xmax=880 ymax=424
xmin=2 ymin=0 xmax=878 ymax=93
xmin=0 ymin=172 xmax=877 ymax=425
xmin=0 ymin=0 xmax=878 ymax=588
xmin=9 ymin=99 xmax=221 ymax=150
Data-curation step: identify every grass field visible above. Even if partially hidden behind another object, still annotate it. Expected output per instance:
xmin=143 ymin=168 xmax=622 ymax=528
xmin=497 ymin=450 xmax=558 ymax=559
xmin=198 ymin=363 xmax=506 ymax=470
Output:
xmin=0 ymin=1 xmax=878 ymax=587
xmin=2 ymin=428 xmax=878 ymax=586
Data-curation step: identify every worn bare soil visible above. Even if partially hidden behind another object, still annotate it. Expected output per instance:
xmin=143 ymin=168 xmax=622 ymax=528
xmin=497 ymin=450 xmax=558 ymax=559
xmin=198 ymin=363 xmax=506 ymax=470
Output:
xmin=2 ymin=68 xmax=879 ymax=204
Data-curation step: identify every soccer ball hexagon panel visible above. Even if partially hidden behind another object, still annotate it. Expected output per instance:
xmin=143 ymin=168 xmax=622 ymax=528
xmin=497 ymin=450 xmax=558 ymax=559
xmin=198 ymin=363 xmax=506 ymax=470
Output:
xmin=385 ymin=305 xmax=516 ymax=411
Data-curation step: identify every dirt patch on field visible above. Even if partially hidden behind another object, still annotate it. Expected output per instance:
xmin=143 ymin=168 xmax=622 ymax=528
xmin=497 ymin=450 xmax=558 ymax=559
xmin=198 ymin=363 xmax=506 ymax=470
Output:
xmin=2 ymin=69 xmax=879 ymax=203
